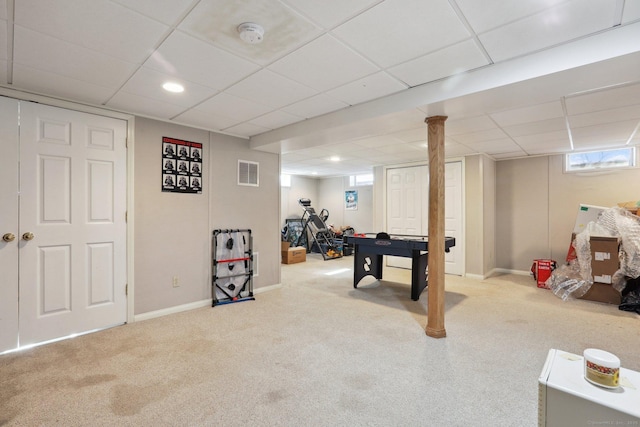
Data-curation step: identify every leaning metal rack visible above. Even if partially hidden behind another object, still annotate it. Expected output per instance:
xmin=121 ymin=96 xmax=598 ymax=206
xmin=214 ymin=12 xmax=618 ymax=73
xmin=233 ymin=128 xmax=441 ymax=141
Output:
xmin=212 ymin=229 xmax=254 ymax=306
xmin=296 ymin=198 xmax=343 ymax=260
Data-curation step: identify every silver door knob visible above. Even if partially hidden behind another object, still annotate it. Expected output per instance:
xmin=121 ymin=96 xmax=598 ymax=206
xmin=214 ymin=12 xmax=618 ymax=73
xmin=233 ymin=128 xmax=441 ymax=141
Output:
xmin=22 ymin=232 xmax=35 ymax=241
xmin=3 ymin=233 xmax=15 ymax=242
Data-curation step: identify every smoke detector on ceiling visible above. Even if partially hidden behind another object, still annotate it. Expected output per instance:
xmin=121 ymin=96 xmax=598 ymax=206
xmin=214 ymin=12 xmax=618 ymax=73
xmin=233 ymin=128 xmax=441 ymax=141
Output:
xmin=237 ymin=22 xmax=265 ymax=44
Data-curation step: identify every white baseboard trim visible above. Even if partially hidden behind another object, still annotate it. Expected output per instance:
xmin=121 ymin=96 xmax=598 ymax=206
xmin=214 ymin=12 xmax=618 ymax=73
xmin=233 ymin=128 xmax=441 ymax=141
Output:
xmin=133 ymin=284 xmax=283 ymax=322
xmin=464 ymin=273 xmax=486 ymax=280
xmin=254 ymin=283 xmax=282 ymax=294
xmin=134 ymin=299 xmax=212 ymax=322
xmin=491 ymin=268 xmax=531 ymax=277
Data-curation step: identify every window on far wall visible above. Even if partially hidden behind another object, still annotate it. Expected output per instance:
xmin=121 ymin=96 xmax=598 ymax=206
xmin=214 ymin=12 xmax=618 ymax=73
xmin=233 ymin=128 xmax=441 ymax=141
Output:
xmin=280 ymin=174 xmax=291 ymax=187
xmin=349 ymin=173 xmax=374 ymax=186
xmin=565 ymin=147 xmax=636 ymax=172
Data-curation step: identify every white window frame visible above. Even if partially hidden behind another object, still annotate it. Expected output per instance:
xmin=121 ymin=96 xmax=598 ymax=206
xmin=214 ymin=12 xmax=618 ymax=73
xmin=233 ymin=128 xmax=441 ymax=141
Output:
xmin=564 ymin=147 xmax=636 ymax=173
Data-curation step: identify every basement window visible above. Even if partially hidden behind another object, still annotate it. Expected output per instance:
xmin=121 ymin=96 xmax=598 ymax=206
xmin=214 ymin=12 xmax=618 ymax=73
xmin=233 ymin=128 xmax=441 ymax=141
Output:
xmin=565 ymin=147 xmax=635 ymax=172
xmin=349 ymin=173 xmax=374 ymax=186
xmin=280 ymin=174 xmax=291 ymax=187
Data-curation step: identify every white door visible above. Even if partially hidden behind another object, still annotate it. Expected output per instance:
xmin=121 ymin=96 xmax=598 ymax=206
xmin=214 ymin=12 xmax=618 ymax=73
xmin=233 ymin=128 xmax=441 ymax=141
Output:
xmin=18 ymin=102 xmax=127 ymax=346
xmin=0 ymin=97 xmax=19 ymax=353
xmin=386 ymin=166 xmax=425 ymax=269
xmin=386 ymin=162 xmax=463 ymax=275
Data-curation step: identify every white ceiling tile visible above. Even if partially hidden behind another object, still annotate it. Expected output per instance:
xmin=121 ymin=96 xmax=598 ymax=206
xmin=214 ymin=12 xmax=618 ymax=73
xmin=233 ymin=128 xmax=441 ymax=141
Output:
xmin=13 ymin=26 xmax=137 ymax=89
xmin=225 ymin=69 xmax=318 ymax=109
xmin=375 ymin=143 xmax=422 ymax=155
xmin=479 ymin=0 xmax=616 ymax=62
xmin=281 ymin=94 xmax=348 ymax=119
xmin=571 ymin=120 xmax=639 ymax=144
xmin=280 ymin=0 xmax=381 ymax=29
xmin=107 ymin=91 xmax=188 ymax=119
xmin=565 ymin=83 xmax=640 ymax=115
xmin=15 ymin=0 xmax=168 ymax=63
xmin=491 ymin=150 xmax=528 ymax=159
xmin=248 ymin=110 xmax=303 ymax=129
xmin=623 ymin=1 xmax=640 ymax=23
xmin=445 ymin=116 xmax=498 ymax=136
xmin=391 ymin=127 xmax=427 ymax=143
xmin=513 ymin=130 xmax=569 ymax=145
xmin=388 ymin=40 xmax=489 ymax=87
xmin=146 ymin=31 xmax=260 ymax=90
xmin=325 ymin=72 xmax=407 ymax=105
xmin=120 ymin=67 xmax=218 ymax=108
xmin=569 ymin=105 xmax=640 ymax=129
xmin=111 ymin=0 xmax=194 ymax=25
xmin=455 ymin=0 xmax=569 ymax=33
xmin=269 ymin=34 xmax=379 ymax=91
xmin=352 ymin=135 xmax=404 ymax=148
xmin=222 ymin=122 xmax=270 ymax=137
xmin=11 ymin=64 xmax=115 ymax=105
xmin=490 ymin=101 xmax=564 ymax=127
xmin=518 ymin=139 xmax=571 ymax=152
xmin=320 ymin=142 xmax=368 ymax=155
xmin=172 ymin=109 xmax=240 ymax=131
xmin=194 ymin=92 xmax=272 ymax=122
xmin=179 ymin=0 xmax=322 ymax=66
xmin=332 ymin=0 xmax=470 ymax=68
xmin=468 ymin=138 xmax=522 ymax=154
xmin=451 ymin=128 xmax=509 ymax=144
xmin=502 ymin=117 xmax=567 ymax=137
xmin=445 ymin=141 xmax=479 ymax=157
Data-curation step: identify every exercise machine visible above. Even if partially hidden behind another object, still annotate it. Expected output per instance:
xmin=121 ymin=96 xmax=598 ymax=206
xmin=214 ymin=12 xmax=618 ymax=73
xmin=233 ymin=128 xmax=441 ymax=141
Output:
xmin=295 ymin=198 xmax=343 ymax=260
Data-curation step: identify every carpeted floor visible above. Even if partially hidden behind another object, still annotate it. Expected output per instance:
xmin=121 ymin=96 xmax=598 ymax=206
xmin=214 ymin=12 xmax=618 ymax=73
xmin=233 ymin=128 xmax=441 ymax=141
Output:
xmin=1 ymin=254 xmax=639 ymax=426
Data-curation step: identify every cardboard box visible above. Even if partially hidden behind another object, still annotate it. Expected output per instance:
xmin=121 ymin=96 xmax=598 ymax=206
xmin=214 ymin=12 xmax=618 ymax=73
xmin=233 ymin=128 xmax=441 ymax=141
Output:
xmin=573 ymin=204 xmax=607 ymax=234
xmin=281 ymin=241 xmax=291 ymax=252
xmin=589 ymin=236 xmax=619 ymax=285
xmin=579 ymin=283 xmax=621 ymax=305
xmin=282 ymin=247 xmax=306 ymax=264
xmin=617 ymin=201 xmax=640 ymax=216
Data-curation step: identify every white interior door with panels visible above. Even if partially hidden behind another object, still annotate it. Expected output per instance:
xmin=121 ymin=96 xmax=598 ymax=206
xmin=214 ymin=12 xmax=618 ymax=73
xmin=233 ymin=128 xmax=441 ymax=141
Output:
xmin=385 ymin=162 xmax=463 ymax=275
xmin=0 ymin=97 xmax=128 ymax=352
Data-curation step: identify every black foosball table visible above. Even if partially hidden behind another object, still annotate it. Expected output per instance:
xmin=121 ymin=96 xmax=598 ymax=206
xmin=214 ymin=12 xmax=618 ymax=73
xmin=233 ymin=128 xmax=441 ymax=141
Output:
xmin=343 ymin=233 xmax=456 ymax=301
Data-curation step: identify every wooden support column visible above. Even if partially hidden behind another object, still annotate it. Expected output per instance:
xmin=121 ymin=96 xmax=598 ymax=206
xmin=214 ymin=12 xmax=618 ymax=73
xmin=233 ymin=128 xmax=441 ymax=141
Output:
xmin=425 ymin=115 xmax=447 ymax=338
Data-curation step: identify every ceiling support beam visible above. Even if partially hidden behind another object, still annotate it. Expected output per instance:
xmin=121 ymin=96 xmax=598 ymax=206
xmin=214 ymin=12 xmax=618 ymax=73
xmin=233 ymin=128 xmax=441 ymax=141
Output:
xmin=425 ymin=115 xmax=447 ymax=339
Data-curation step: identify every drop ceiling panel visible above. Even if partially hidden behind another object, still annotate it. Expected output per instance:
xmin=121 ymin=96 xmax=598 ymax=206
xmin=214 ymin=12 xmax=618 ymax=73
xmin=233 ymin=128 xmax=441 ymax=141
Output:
xmin=268 ymin=34 xmax=379 ymax=91
xmin=225 ymin=69 xmax=318 ymax=109
xmin=455 ymin=0 xmax=569 ymax=34
xmin=467 ymin=138 xmax=522 ymax=154
xmin=571 ymin=120 xmax=639 ymax=144
xmin=107 ymin=91 xmax=188 ymax=119
xmin=491 ymin=150 xmax=528 ymax=159
xmin=178 ymin=0 xmax=322 ymax=65
xmin=119 ymin=67 xmax=218 ymax=108
xmin=248 ymin=110 xmax=303 ymax=130
xmin=111 ymin=0 xmax=195 ymax=25
xmin=513 ymin=130 xmax=569 ymax=145
xmin=479 ymin=0 xmax=616 ymax=62
xmin=502 ymin=117 xmax=567 ymax=138
xmin=490 ymin=101 xmax=564 ymax=127
xmin=445 ymin=115 xmax=497 ymax=135
xmin=325 ymin=71 xmax=407 ymax=105
xmin=13 ymin=26 xmax=137 ymax=89
xmin=194 ymin=92 xmax=272 ymax=123
xmin=223 ymin=122 xmax=269 ymax=137
xmin=391 ymin=127 xmax=427 ymax=143
xmin=145 ymin=31 xmax=260 ymax=90
xmin=332 ymin=0 xmax=470 ymax=68
xmin=281 ymin=94 xmax=348 ymax=119
xmin=449 ymin=128 xmax=508 ymax=144
xmin=445 ymin=141 xmax=481 ymax=157
xmin=173 ymin=109 xmax=240 ymax=131
xmin=281 ymin=0 xmax=381 ymax=29
xmin=12 ymin=64 xmax=114 ymax=105
xmin=15 ymin=0 xmax=168 ymax=63
xmin=388 ymin=39 xmax=489 ymax=87
xmin=565 ymin=83 xmax=640 ymax=115
xmin=569 ymin=105 xmax=640 ymax=129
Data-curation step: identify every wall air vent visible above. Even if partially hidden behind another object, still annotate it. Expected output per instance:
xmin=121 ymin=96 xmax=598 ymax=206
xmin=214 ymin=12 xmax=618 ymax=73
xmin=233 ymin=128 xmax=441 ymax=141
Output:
xmin=238 ymin=160 xmax=259 ymax=186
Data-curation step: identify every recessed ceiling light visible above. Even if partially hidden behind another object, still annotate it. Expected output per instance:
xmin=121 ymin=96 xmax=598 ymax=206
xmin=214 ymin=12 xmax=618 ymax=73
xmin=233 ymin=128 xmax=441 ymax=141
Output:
xmin=330 ymin=156 xmax=340 ymax=162
xmin=162 ymin=82 xmax=184 ymax=93
xmin=237 ymin=22 xmax=265 ymax=44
